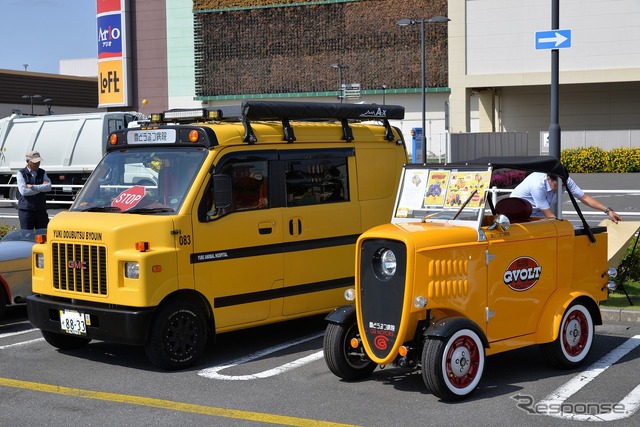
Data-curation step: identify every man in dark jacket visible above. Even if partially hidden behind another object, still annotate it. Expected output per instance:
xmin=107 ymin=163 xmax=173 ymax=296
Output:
xmin=16 ymin=150 xmax=51 ymax=229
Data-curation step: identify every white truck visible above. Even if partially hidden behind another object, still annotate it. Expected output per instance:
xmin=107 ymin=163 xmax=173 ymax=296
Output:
xmin=0 ymin=112 xmax=157 ymax=204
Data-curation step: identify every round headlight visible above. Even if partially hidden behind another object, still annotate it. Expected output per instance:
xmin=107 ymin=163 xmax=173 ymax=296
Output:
xmin=374 ymin=248 xmax=397 ymax=280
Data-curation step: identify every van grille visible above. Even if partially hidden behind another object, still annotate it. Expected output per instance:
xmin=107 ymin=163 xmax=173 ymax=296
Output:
xmin=52 ymin=243 xmax=108 ymax=295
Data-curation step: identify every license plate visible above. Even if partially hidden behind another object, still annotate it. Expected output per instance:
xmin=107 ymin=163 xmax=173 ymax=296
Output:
xmin=59 ymin=310 xmax=88 ymax=335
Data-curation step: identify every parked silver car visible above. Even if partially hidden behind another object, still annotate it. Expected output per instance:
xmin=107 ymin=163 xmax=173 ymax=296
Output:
xmin=0 ymin=228 xmax=46 ymax=319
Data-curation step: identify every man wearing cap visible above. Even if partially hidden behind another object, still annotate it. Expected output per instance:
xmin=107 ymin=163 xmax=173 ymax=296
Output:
xmin=16 ymin=150 xmax=51 ymax=229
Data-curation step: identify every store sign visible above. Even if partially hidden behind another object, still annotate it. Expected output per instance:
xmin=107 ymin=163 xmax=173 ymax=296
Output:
xmin=97 ymin=0 xmax=131 ymax=108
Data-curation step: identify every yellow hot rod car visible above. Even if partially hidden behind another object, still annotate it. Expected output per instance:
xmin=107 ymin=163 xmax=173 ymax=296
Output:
xmin=323 ymin=156 xmax=617 ymax=401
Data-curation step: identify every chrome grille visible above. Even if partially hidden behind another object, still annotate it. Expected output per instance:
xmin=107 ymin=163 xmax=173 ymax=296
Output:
xmin=52 ymin=243 xmax=107 ymax=295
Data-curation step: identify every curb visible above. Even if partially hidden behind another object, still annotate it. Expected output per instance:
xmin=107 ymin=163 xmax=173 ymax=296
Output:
xmin=601 ymin=307 xmax=640 ymax=324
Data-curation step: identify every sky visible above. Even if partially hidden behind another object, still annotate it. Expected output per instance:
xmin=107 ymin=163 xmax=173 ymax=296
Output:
xmin=0 ymin=0 xmax=97 ymax=74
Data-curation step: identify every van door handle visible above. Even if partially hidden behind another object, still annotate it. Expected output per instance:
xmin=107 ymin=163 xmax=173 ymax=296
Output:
xmin=288 ymin=218 xmax=302 ymax=236
xmin=258 ymin=222 xmax=274 ymax=235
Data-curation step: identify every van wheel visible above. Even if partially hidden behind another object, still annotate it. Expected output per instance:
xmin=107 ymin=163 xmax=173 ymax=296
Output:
xmin=323 ymin=322 xmax=376 ymax=381
xmin=145 ymin=301 xmax=207 ymax=370
xmin=541 ymin=302 xmax=594 ymax=368
xmin=422 ymin=328 xmax=485 ymax=401
xmin=41 ymin=330 xmax=91 ymax=350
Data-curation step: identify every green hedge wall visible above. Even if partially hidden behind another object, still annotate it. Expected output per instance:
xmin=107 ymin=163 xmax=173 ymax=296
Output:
xmin=561 ymin=147 xmax=640 ymax=173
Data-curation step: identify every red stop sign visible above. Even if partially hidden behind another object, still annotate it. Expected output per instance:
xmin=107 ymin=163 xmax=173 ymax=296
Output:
xmin=111 ymin=186 xmax=146 ymax=211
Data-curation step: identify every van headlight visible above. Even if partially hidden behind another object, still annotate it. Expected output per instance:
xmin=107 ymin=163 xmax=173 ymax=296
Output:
xmin=125 ymin=262 xmax=140 ymax=279
xmin=373 ymin=248 xmax=396 ymax=280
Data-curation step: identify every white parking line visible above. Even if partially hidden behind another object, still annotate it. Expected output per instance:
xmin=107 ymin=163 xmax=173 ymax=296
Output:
xmin=0 ymin=328 xmax=39 ymax=339
xmin=0 ymin=338 xmax=44 ymax=350
xmin=536 ymin=334 xmax=640 ymax=421
xmin=198 ymin=332 xmax=323 ymax=380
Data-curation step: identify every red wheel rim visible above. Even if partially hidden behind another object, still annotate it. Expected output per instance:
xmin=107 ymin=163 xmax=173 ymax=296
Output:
xmin=445 ymin=335 xmax=480 ymax=388
xmin=562 ymin=309 xmax=589 ymax=357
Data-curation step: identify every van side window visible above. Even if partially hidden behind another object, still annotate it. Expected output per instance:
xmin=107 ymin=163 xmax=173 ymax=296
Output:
xmin=286 ymin=157 xmax=348 ymax=206
xmin=200 ymin=159 xmax=270 ymax=220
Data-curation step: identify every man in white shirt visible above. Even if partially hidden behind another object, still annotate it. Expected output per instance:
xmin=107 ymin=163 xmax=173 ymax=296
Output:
xmin=510 ymin=172 xmax=622 ymax=223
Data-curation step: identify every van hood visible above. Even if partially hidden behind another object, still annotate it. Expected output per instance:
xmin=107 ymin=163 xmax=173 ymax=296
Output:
xmin=48 ymin=211 xmax=177 ymax=249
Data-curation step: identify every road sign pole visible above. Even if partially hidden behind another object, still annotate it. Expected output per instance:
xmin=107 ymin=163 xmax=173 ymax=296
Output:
xmin=548 ymin=0 xmax=561 ymax=161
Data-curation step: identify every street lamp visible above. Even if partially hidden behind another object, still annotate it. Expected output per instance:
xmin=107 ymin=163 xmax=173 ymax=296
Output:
xmin=21 ymin=94 xmax=42 ymax=115
xmin=381 ymin=85 xmax=387 ymax=105
xmin=397 ymin=16 xmax=450 ymax=163
xmin=331 ymin=63 xmax=349 ymax=103
xmin=43 ymin=98 xmax=54 ymax=115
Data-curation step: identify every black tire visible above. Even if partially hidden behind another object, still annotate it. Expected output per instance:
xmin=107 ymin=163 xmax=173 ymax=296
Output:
xmin=0 ymin=288 xmax=7 ymax=320
xmin=145 ymin=300 xmax=208 ymax=370
xmin=323 ymin=322 xmax=377 ymax=381
xmin=41 ymin=330 xmax=91 ymax=350
xmin=541 ymin=302 xmax=594 ymax=369
xmin=9 ymin=186 xmax=19 ymax=209
xmin=422 ymin=328 xmax=485 ymax=401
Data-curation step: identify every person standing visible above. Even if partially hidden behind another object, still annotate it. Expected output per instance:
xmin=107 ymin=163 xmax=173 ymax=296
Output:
xmin=16 ymin=150 xmax=51 ymax=229
xmin=510 ymin=172 xmax=623 ymax=223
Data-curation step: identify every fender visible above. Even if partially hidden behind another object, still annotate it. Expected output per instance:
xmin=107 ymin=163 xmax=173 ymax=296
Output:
xmin=325 ymin=304 xmax=356 ymax=325
xmin=536 ymin=292 xmax=602 ymax=344
xmin=424 ymin=317 xmax=490 ymax=348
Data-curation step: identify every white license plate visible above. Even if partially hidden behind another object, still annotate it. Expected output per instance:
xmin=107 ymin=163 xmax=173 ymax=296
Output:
xmin=59 ymin=310 xmax=88 ymax=335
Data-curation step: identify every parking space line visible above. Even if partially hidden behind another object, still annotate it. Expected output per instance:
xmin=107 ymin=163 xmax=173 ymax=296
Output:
xmin=0 ymin=328 xmax=39 ymax=339
xmin=0 ymin=377 xmax=361 ymax=427
xmin=199 ymin=332 xmax=323 ymax=380
xmin=0 ymin=337 xmax=44 ymax=350
xmin=537 ymin=334 xmax=640 ymax=421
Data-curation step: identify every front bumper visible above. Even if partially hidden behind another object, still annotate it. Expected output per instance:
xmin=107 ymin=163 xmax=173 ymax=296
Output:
xmin=27 ymin=294 xmax=156 ymax=346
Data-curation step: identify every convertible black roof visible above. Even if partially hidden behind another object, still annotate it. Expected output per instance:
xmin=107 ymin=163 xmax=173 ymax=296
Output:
xmin=463 ymin=156 xmax=569 ymax=179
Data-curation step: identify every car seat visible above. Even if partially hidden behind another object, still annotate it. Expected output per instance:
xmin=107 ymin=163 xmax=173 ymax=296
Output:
xmin=495 ymin=197 xmax=533 ymax=223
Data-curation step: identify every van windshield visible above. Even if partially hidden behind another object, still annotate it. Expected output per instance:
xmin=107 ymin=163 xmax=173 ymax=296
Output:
xmin=71 ymin=147 xmax=207 ymax=214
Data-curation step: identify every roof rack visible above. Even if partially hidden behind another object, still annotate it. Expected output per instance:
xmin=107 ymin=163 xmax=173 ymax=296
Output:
xmin=160 ymin=101 xmax=405 ymax=144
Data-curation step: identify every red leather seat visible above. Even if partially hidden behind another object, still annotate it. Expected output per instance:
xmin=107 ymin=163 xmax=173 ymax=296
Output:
xmin=495 ymin=198 xmax=533 ymax=223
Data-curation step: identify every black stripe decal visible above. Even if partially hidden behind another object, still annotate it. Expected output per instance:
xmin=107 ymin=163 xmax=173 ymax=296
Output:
xmin=190 ymin=234 xmax=359 ymax=264
xmin=214 ymin=276 xmax=354 ymax=308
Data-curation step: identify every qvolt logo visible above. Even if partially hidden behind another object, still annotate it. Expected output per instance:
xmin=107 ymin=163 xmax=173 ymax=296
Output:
xmin=97 ymin=14 xmax=123 ymax=59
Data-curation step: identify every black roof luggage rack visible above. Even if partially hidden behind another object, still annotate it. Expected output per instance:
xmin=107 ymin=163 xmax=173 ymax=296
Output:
xmin=164 ymin=101 xmax=404 ymax=144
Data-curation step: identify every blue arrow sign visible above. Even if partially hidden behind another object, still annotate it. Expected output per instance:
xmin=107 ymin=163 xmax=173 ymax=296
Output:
xmin=535 ymin=29 xmax=572 ymax=49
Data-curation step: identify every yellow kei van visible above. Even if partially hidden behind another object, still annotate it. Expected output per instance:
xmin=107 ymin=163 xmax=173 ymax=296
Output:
xmin=323 ymin=157 xmax=617 ymax=401
xmin=27 ymin=101 xmax=408 ymax=370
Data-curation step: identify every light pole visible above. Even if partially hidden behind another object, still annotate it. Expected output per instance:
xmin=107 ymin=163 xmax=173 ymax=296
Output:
xmin=21 ymin=94 xmax=42 ymax=115
xmin=331 ymin=63 xmax=349 ymax=103
xmin=381 ymin=84 xmax=387 ymax=105
xmin=43 ymin=98 xmax=54 ymax=115
xmin=397 ymin=16 xmax=450 ymax=163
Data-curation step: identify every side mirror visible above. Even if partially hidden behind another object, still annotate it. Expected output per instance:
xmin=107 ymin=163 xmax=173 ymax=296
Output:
xmin=212 ymin=174 xmax=232 ymax=209
xmin=491 ymin=214 xmax=511 ymax=231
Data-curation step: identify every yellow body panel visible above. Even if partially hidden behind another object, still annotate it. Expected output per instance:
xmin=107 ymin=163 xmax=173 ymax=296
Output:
xmin=355 ymin=214 xmax=609 ymax=365
xmin=31 ymin=111 xmax=408 ymax=337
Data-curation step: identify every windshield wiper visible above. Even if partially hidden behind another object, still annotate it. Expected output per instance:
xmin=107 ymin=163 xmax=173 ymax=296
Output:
xmin=452 ymin=189 xmax=478 ymax=221
xmin=78 ymin=206 xmax=122 ymax=212
xmin=125 ymin=207 xmax=174 ymax=214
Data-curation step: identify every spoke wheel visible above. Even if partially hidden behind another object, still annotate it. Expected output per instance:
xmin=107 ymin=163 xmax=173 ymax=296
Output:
xmin=422 ymin=328 xmax=485 ymax=401
xmin=145 ymin=301 xmax=208 ymax=370
xmin=323 ymin=322 xmax=376 ymax=381
xmin=541 ymin=302 xmax=594 ymax=368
